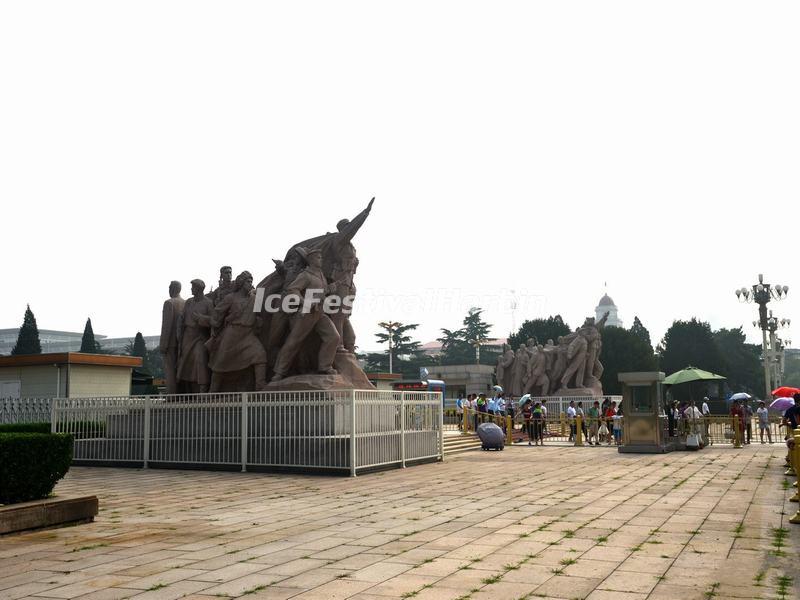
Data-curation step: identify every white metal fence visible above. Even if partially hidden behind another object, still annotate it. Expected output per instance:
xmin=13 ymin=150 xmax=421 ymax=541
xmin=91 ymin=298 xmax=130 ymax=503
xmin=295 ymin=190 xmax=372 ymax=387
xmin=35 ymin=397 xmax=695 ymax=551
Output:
xmin=0 ymin=397 xmax=52 ymax=424
xmin=51 ymin=390 xmax=443 ymax=475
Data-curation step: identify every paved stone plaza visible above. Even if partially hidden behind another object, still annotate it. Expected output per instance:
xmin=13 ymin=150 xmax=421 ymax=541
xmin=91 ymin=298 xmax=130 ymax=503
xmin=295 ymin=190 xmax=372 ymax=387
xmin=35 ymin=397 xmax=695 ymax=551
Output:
xmin=1 ymin=445 xmax=798 ymax=600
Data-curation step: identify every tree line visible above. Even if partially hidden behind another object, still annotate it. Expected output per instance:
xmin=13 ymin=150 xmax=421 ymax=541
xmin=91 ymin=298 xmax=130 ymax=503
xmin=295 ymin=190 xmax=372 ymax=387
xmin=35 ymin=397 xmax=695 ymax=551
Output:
xmin=362 ymin=310 xmax=780 ymax=396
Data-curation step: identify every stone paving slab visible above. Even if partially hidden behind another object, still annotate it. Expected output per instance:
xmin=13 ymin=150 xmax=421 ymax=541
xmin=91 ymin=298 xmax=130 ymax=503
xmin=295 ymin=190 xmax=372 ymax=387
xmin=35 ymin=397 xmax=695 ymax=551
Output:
xmin=1 ymin=444 xmax=798 ymax=599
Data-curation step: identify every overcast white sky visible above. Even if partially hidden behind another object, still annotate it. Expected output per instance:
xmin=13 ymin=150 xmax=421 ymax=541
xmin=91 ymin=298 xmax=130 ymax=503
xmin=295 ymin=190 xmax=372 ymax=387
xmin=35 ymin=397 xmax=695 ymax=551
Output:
xmin=1 ymin=1 xmax=798 ymax=353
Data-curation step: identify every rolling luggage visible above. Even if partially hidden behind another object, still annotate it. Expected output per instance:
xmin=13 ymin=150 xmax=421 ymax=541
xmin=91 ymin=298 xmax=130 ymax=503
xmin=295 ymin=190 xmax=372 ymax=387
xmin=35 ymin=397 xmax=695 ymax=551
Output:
xmin=477 ymin=422 xmax=505 ymax=451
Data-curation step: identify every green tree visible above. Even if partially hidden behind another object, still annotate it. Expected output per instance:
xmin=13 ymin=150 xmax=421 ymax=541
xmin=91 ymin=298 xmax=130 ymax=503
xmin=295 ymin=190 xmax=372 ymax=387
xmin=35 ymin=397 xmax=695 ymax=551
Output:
xmin=712 ymin=327 xmax=764 ymax=396
xmin=508 ymin=315 xmax=571 ymax=350
xmin=658 ymin=318 xmax=725 ymax=377
xmin=374 ymin=322 xmax=422 ymax=370
xmin=11 ymin=305 xmax=42 ymax=355
xmin=437 ymin=308 xmax=497 ymax=365
xmin=126 ymin=332 xmax=148 ymax=360
xmin=629 ymin=316 xmax=652 ymax=349
xmin=463 ymin=307 xmax=492 ymax=364
xmin=784 ymin=353 xmax=800 ymax=387
xmin=79 ymin=318 xmax=100 ymax=353
xmin=600 ymin=325 xmax=658 ymax=395
xmin=364 ymin=322 xmax=434 ymax=378
xmin=144 ymin=348 xmax=164 ymax=378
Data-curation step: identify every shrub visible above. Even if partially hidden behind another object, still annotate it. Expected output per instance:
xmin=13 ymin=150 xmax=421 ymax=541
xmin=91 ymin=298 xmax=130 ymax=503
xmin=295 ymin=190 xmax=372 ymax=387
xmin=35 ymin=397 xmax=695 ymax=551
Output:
xmin=0 ymin=433 xmax=73 ymax=504
xmin=0 ymin=423 xmax=51 ymax=434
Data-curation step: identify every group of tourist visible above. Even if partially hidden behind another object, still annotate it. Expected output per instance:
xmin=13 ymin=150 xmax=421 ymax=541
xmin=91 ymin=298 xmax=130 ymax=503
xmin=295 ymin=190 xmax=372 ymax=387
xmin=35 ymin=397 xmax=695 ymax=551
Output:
xmin=454 ymin=394 xmax=624 ymax=447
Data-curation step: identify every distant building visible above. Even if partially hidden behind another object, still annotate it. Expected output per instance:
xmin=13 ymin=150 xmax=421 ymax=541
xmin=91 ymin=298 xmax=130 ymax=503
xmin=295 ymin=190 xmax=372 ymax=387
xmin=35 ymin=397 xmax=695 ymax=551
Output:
xmin=0 ymin=328 xmax=159 ymax=355
xmin=419 ymin=337 xmax=507 ymax=357
xmin=595 ymin=293 xmax=623 ymax=328
xmin=0 ymin=352 xmax=142 ymax=398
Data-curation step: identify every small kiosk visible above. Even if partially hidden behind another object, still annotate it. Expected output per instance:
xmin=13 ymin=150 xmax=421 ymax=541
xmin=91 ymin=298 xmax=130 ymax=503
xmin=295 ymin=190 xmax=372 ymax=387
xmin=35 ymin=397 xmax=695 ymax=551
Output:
xmin=618 ymin=371 xmax=676 ymax=453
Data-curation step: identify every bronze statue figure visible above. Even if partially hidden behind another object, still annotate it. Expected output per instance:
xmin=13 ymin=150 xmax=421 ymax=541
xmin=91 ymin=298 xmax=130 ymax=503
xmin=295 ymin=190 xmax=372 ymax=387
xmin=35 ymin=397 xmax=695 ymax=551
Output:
xmin=159 ymin=281 xmax=185 ymax=395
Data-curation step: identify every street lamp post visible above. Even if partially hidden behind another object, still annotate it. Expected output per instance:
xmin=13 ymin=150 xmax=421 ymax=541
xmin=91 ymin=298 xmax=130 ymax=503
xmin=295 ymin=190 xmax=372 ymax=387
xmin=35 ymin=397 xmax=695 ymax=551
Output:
xmin=735 ymin=274 xmax=789 ymax=399
xmin=378 ymin=321 xmax=401 ymax=374
xmin=765 ymin=314 xmax=791 ymax=387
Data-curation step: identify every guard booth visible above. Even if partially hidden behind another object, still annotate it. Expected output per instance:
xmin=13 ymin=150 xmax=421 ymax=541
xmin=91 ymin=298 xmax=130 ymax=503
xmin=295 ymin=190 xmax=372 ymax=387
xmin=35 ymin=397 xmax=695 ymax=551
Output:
xmin=618 ymin=371 xmax=675 ymax=453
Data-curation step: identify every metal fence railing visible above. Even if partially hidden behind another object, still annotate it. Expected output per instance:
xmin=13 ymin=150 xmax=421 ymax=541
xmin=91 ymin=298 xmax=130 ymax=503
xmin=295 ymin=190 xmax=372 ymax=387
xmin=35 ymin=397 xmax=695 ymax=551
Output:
xmin=50 ymin=390 xmax=443 ymax=475
xmin=0 ymin=397 xmax=52 ymax=424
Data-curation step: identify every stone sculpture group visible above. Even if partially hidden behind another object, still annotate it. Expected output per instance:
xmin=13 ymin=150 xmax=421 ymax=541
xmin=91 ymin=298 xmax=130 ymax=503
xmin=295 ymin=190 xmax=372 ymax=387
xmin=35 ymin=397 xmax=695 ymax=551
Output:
xmin=159 ymin=199 xmax=375 ymax=394
xmin=495 ymin=312 xmax=609 ymax=398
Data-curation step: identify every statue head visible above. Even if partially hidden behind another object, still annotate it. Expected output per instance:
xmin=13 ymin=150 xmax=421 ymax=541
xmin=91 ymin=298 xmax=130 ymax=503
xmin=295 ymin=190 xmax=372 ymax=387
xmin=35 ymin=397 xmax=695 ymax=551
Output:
xmin=190 ymin=279 xmax=205 ymax=298
xmin=272 ymin=259 xmax=285 ymax=273
xmin=220 ymin=266 xmax=233 ymax=285
xmin=297 ymin=247 xmax=323 ymax=269
xmin=336 ymin=218 xmax=350 ymax=231
xmin=546 ymin=338 xmax=554 ymax=347
xmin=233 ymin=271 xmax=253 ymax=293
xmin=526 ymin=337 xmax=537 ymax=348
xmin=168 ymin=280 xmax=181 ymax=298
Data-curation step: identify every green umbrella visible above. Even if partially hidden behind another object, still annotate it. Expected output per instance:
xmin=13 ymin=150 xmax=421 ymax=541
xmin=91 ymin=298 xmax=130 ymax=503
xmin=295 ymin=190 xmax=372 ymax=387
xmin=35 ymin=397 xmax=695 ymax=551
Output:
xmin=663 ymin=366 xmax=726 ymax=386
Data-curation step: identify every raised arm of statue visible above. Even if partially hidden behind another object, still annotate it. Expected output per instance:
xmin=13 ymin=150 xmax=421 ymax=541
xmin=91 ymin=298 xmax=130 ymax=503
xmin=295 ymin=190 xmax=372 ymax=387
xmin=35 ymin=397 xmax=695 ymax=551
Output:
xmin=596 ymin=311 xmax=610 ymax=329
xmin=336 ymin=198 xmax=374 ymax=247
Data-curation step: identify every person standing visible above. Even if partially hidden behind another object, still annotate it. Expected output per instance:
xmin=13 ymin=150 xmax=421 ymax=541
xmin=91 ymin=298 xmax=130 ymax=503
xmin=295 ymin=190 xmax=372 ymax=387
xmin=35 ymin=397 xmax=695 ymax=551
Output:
xmin=567 ymin=400 xmax=577 ymax=441
xmin=756 ymin=401 xmax=772 ymax=444
xmin=604 ymin=401 xmax=617 ymax=445
xmin=576 ymin=401 xmax=587 ymax=440
xmin=588 ymin=401 xmax=601 ymax=446
xmin=730 ymin=400 xmax=745 ymax=445
xmin=522 ymin=399 xmax=534 ymax=446
xmin=701 ymin=396 xmax=711 ymax=442
xmin=532 ymin=402 xmax=544 ymax=446
xmin=612 ymin=405 xmax=623 ymax=446
xmin=744 ymin=402 xmax=754 ymax=444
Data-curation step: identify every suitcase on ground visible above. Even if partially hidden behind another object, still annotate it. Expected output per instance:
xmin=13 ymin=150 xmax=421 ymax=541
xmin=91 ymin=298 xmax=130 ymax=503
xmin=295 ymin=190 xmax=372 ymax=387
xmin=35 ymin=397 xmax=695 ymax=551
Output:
xmin=477 ymin=422 xmax=505 ymax=451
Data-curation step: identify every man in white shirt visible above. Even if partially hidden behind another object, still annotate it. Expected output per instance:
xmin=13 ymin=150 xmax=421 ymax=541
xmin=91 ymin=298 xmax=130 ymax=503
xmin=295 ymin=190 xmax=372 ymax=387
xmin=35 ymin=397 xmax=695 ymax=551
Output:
xmin=567 ymin=400 xmax=577 ymax=441
xmin=701 ymin=396 xmax=711 ymax=442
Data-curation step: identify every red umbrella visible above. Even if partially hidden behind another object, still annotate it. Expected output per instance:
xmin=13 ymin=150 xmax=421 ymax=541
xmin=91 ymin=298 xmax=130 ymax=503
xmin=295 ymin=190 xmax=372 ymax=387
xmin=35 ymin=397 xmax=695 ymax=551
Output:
xmin=772 ymin=386 xmax=800 ymax=398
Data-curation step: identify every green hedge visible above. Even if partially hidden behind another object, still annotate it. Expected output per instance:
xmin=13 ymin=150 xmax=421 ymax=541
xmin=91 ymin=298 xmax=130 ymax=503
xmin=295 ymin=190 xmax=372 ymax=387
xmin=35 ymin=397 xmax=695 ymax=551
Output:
xmin=0 ymin=423 xmax=51 ymax=434
xmin=0 ymin=433 xmax=73 ymax=504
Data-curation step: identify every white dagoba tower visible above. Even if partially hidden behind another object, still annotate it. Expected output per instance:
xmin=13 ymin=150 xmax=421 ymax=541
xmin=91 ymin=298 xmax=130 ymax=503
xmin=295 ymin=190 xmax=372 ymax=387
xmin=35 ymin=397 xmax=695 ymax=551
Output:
xmin=595 ymin=292 xmax=623 ymax=328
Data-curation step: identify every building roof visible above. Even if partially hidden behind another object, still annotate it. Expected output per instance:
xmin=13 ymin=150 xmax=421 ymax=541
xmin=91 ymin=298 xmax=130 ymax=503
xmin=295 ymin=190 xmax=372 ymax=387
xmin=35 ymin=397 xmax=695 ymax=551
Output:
xmin=367 ymin=373 xmax=403 ymax=381
xmin=598 ymin=293 xmax=616 ymax=307
xmin=0 ymin=352 xmax=142 ymax=368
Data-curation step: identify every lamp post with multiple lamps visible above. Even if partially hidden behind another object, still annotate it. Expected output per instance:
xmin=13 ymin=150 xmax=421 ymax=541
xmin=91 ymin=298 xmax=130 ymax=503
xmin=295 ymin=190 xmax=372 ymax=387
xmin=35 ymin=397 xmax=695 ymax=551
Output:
xmin=735 ymin=274 xmax=789 ymax=399
xmin=764 ymin=312 xmax=791 ymax=387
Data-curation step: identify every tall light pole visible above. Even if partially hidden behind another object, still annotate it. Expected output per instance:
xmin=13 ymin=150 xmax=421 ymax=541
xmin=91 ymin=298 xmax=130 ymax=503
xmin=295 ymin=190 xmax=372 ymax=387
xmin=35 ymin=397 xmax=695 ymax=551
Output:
xmin=736 ymin=274 xmax=789 ymax=399
xmin=379 ymin=321 xmax=401 ymax=374
xmin=764 ymin=313 xmax=790 ymax=387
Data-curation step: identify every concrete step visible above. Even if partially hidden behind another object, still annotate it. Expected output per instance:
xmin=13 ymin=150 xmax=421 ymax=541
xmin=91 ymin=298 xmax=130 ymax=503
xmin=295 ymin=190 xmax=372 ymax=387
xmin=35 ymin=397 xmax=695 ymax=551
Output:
xmin=443 ymin=434 xmax=482 ymax=455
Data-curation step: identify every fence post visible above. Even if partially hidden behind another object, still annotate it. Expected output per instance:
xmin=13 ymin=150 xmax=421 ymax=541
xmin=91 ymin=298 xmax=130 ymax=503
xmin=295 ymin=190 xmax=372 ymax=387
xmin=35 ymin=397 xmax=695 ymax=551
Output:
xmin=50 ymin=398 xmax=57 ymax=434
xmin=143 ymin=396 xmax=150 ymax=469
xmin=506 ymin=415 xmax=513 ymax=446
xmin=350 ymin=390 xmax=357 ymax=477
xmin=462 ymin=407 xmax=468 ymax=434
xmin=575 ymin=415 xmax=583 ymax=446
xmin=241 ymin=392 xmax=248 ymax=473
xmin=400 ymin=392 xmax=406 ymax=468
xmin=438 ymin=392 xmax=444 ymax=462
xmin=560 ymin=412 xmax=566 ymax=436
